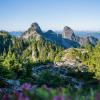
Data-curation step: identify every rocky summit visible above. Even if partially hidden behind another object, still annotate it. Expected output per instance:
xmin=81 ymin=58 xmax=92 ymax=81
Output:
xmin=62 ymin=26 xmax=75 ymax=40
xmin=21 ymin=22 xmax=98 ymax=48
xmin=21 ymin=23 xmax=43 ymax=39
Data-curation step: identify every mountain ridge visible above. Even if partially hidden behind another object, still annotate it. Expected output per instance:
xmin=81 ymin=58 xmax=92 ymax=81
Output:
xmin=21 ymin=22 xmax=98 ymax=48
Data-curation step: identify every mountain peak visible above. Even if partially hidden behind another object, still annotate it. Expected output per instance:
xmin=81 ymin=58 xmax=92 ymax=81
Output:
xmin=46 ymin=30 xmax=56 ymax=34
xmin=62 ymin=26 xmax=75 ymax=40
xmin=64 ymin=26 xmax=72 ymax=31
xmin=21 ymin=22 xmax=43 ymax=39
xmin=30 ymin=22 xmax=42 ymax=33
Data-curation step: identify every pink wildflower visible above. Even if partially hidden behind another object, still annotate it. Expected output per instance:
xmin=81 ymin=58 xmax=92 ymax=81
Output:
xmin=2 ymin=94 xmax=9 ymax=100
xmin=95 ymin=92 xmax=100 ymax=100
xmin=21 ymin=83 xmax=31 ymax=90
xmin=0 ymin=88 xmax=2 ymax=93
xmin=18 ymin=93 xmax=30 ymax=100
xmin=43 ymin=84 xmax=49 ymax=90
xmin=53 ymin=95 xmax=65 ymax=100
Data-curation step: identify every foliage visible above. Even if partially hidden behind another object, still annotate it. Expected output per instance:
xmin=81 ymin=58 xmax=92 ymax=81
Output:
xmin=0 ymin=31 xmax=100 ymax=99
xmin=0 ymin=83 xmax=100 ymax=100
xmin=34 ymin=71 xmax=65 ymax=87
xmin=82 ymin=40 xmax=100 ymax=79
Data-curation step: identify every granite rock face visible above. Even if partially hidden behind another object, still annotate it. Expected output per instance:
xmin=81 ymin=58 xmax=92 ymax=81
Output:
xmin=62 ymin=26 xmax=98 ymax=46
xmin=30 ymin=23 xmax=42 ymax=33
xmin=76 ymin=36 xmax=98 ymax=46
xmin=62 ymin=26 xmax=76 ymax=40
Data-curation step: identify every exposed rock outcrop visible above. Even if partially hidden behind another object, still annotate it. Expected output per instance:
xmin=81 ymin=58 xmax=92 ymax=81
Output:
xmin=62 ymin=26 xmax=76 ymax=40
xmin=55 ymin=48 xmax=88 ymax=72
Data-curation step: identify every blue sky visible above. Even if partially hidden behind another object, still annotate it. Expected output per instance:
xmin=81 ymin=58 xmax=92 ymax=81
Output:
xmin=0 ymin=0 xmax=100 ymax=31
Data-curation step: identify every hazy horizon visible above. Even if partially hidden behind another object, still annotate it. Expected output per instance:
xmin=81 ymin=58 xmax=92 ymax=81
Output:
xmin=0 ymin=0 xmax=100 ymax=31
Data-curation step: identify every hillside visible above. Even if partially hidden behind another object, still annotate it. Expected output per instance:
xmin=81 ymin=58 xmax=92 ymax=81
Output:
xmin=0 ymin=23 xmax=100 ymax=100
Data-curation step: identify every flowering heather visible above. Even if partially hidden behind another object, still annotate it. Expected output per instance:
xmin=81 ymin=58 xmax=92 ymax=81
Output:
xmin=21 ymin=83 xmax=31 ymax=91
xmin=95 ymin=92 xmax=100 ymax=100
xmin=53 ymin=95 xmax=65 ymax=100
xmin=0 ymin=84 xmax=100 ymax=100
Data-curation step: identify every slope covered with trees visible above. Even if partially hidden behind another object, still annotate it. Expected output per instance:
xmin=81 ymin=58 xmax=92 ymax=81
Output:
xmin=0 ymin=24 xmax=100 ymax=100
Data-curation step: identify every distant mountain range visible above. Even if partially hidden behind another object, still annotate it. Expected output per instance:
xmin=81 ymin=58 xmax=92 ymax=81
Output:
xmin=9 ymin=30 xmax=100 ymax=39
xmin=9 ymin=31 xmax=22 ymax=37
xmin=75 ymin=31 xmax=100 ymax=39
